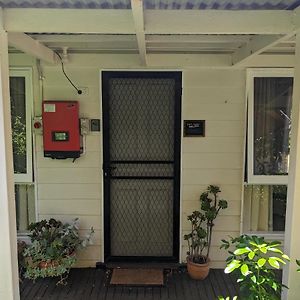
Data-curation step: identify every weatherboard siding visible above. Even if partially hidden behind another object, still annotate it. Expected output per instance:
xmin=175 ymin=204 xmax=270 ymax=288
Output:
xmin=182 ymin=69 xmax=245 ymax=267
xmin=9 ymin=53 xmax=245 ymax=268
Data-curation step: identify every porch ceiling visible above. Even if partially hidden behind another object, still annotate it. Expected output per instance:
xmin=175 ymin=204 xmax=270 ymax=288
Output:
xmin=27 ymin=33 xmax=253 ymax=54
xmin=21 ymin=33 xmax=295 ymax=56
xmin=2 ymin=0 xmax=299 ymax=67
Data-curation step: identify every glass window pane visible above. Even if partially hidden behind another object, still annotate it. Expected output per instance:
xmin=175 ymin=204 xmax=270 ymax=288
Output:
xmin=244 ymin=185 xmax=287 ymax=232
xmin=10 ymin=77 xmax=27 ymax=174
xmin=15 ymin=184 xmax=35 ymax=232
xmin=253 ymin=77 xmax=293 ymax=176
xmin=272 ymin=185 xmax=287 ymax=231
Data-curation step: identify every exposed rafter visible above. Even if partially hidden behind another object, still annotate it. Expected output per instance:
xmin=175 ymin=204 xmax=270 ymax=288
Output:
xmin=131 ymin=0 xmax=147 ymax=65
xmin=8 ymin=32 xmax=58 ymax=64
xmin=232 ymin=34 xmax=291 ymax=66
xmin=30 ymin=34 xmax=137 ymax=43
xmin=3 ymin=7 xmax=300 ymax=68
xmin=232 ymin=7 xmax=300 ymax=66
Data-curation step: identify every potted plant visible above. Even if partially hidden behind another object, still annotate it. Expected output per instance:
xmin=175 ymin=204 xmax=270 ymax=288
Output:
xmin=17 ymin=240 xmax=27 ymax=282
xmin=23 ymin=218 xmax=94 ymax=284
xmin=220 ymin=235 xmax=290 ymax=299
xmin=184 ymin=185 xmax=228 ymax=280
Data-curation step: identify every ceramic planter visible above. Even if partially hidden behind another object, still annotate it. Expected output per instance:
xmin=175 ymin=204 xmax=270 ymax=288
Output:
xmin=186 ymin=256 xmax=210 ymax=280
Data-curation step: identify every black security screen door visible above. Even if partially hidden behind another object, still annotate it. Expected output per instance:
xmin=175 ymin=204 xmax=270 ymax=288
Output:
xmin=102 ymin=71 xmax=181 ymax=262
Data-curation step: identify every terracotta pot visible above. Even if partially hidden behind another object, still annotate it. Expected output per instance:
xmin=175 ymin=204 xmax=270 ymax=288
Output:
xmin=39 ymin=260 xmax=59 ymax=269
xmin=37 ymin=253 xmax=76 ymax=269
xmin=186 ymin=256 xmax=210 ymax=280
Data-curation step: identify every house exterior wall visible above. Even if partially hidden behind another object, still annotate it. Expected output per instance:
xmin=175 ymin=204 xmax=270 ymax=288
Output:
xmin=182 ymin=70 xmax=245 ymax=267
xmin=9 ymin=53 xmax=245 ymax=268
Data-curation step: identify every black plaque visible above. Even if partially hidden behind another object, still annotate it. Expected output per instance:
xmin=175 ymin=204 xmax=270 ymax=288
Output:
xmin=184 ymin=120 xmax=205 ymax=137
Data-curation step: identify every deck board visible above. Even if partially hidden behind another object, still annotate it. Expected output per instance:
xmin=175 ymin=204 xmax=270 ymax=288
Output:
xmin=20 ymin=268 xmax=240 ymax=300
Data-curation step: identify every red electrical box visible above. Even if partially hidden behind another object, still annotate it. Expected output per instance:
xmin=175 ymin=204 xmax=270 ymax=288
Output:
xmin=42 ymin=101 xmax=81 ymax=159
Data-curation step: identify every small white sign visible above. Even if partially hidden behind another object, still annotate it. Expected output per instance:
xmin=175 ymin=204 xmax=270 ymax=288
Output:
xmin=44 ymin=103 xmax=56 ymax=113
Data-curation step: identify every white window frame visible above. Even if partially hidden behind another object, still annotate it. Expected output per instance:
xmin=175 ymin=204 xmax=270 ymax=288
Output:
xmin=247 ymin=68 xmax=294 ymax=185
xmin=9 ymin=68 xmax=33 ymax=183
xmin=242 ymin=183 xmax=287 ymax=236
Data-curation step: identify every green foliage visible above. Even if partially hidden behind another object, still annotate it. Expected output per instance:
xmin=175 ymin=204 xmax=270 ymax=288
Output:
xmin=218 ymin=297 xmax=238 ymax=300
xmin=12 ymin=115 xmax=26 ymax=156
xmin=185 ymin=185 xmax=228 ymax=263
xmin=23 ymin=218 xmax=94 ymax=283
xmin=24 ymin=255 xmax=76 ymax=283
xmin=220 ymin=235 xmax=290 ymax=300
xmin=296 ymin=260 xmax=300 ymax=272
xmin=17 ymin=241 xmax=27 ymax=280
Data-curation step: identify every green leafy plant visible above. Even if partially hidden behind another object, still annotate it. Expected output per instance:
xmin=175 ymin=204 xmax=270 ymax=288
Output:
xmin=23 ymin=218 xmax=94 ymax=284
xmin=17 ymin=240 xmax=27 ymax=281
xmin=184 ymin=185 xmax=228 ymax=264
xmin=218 ymin=297 xmax=238 ymax=300
xmin=296 ymin=260 xmax=300 ymax=272
xmin=221 ymin=235 xmax=290 ymax=300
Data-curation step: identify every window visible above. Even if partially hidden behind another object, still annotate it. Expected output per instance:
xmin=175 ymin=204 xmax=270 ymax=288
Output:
xmin=243 ymin=185 xmax=287 ymax=233
xmin=10 ymin=68 xmax=35 ymax=232
xmin=244 ymin=69 xmax=293 ymax=234
xmin=10 ymin=68 xmax=33 ymax=183
xmin=247 ymin=69 xmax=293 ymax=185
xmin=15 ymin=184 xmax=35 ymax=233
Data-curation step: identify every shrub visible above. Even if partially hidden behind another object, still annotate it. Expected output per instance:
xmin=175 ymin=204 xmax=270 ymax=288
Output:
xmin=221 ymin=235 xmax=289 ymax=300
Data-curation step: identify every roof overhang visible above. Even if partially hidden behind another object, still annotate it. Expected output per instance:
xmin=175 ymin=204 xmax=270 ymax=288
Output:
xmin=1 ymin=2 xmax=300 ymax=68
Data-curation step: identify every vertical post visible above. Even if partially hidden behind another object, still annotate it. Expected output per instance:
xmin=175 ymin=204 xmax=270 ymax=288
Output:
xmin=0 ymin=23 xmax=20 ymax=300
xmin=283 ymin=32 xmax=300 ymax=300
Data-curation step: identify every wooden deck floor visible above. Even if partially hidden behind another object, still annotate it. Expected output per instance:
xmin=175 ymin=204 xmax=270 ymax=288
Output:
xmin=20 ymin=268 xmax=239 ymax=300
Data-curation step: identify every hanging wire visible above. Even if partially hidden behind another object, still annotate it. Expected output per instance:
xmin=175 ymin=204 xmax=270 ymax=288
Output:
xmin=54 ymin=51 xmax=82 ymax=95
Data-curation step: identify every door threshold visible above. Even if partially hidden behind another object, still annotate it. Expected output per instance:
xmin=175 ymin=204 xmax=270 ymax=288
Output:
xmin=98 ymin=261 xmax=183 ymax=270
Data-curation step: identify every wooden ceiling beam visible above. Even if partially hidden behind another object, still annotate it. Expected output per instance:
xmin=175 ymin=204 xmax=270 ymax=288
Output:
xmin=8 ymin=32 xmax=58 ymax=64
xmin=131 ymin=0 xmax=147 ymax=65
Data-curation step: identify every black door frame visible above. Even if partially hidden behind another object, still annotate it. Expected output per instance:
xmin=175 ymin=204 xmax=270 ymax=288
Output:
xmin=102 ymin=71 xmax=182 ymax=263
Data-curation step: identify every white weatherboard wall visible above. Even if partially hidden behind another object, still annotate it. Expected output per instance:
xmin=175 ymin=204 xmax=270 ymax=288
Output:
xmin=9 ymin=53 xmax=245 ymax=268
xmin=182 ymin=70 xmax=245 ymax=267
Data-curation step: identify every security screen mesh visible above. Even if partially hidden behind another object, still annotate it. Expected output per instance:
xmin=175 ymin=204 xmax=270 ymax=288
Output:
xmin=108 ymin=77 xmax=176 ymax=257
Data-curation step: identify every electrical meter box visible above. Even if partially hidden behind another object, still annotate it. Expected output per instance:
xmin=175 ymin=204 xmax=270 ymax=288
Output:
xmin=42 ymin=101 xmax=80 ymax=159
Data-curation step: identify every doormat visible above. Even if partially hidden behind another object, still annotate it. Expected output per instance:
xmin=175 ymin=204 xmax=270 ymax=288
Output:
xmin=110 ymin=268 xmax=164 ymax=286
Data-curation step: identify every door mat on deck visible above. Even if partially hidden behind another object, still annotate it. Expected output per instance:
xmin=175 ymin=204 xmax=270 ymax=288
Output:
xmin=110 ymin=268 xmax=164 ymax=286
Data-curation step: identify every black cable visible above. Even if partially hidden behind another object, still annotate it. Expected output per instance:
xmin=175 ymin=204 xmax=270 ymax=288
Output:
xmin=55 ymin=51 xmax=82 ymax=95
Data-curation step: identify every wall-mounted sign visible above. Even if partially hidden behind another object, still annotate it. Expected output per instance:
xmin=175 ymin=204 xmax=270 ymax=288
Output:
xmin=184 ymin=120 xmax=205 ymax=137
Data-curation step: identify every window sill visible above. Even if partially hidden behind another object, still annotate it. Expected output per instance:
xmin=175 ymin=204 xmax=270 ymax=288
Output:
xmin=17 ymin=233 xmax=31 ymax=244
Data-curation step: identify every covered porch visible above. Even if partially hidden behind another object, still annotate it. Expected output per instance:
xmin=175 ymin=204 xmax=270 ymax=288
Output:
xmin=20 ymin=268 xmax=239 ymax=300
xmin=1 ymin=1 xmax=300 ymax=300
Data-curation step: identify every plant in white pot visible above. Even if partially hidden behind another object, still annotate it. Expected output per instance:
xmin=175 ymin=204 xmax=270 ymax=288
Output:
xmin=184 ymin=185 xmax=228 ymax=280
